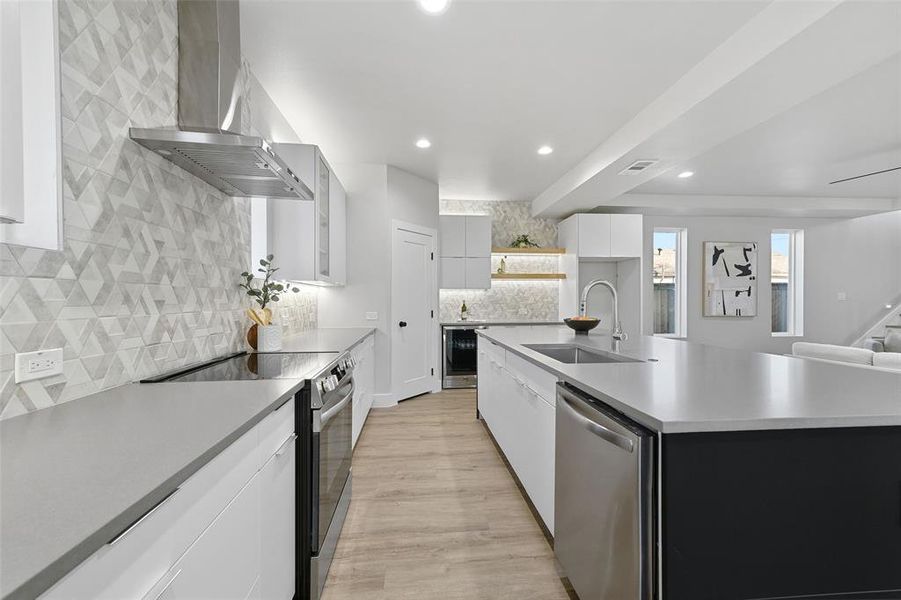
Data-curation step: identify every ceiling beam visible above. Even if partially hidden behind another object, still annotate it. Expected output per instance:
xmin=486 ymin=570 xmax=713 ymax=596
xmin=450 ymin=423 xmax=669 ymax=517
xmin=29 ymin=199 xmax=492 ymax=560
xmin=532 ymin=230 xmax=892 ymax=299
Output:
xmin=597 ymin=193 xmax=900 ymax=218
xmin=532 ymin=0 xmax=901 ymax=218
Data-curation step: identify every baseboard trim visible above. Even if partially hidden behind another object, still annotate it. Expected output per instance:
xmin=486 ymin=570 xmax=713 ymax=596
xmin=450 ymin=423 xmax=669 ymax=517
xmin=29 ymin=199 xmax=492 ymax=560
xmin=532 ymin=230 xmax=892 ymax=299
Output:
xmin=371 ymin=393 xmax=398 ymax=408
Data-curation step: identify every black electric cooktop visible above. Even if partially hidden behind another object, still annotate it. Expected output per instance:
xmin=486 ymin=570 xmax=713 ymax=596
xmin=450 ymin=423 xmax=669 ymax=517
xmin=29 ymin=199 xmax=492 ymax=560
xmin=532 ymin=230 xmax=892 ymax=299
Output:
xmin=143 ymin=352 xmax=339 ymax=383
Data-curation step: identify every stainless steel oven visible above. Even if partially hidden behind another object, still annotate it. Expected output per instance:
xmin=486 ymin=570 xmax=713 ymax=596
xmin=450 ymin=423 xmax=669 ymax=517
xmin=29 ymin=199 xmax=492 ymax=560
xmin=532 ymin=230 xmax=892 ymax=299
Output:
xmin=309 ymin=356 xmax=354 ymax=600
xmin=442 ymin=324 xmax=486 ymax=388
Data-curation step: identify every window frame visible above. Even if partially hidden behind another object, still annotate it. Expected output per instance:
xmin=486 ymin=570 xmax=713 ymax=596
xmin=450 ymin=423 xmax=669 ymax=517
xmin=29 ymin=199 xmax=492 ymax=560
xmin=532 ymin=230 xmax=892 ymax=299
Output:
xmin=771 ymin=229 xmax=804 ymax=337
xmin=652 ymin=227 xmax=688 ymax=339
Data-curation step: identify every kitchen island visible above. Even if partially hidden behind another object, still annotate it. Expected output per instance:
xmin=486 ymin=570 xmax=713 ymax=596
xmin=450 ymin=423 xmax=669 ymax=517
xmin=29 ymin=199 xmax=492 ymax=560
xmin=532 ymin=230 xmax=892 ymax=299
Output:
xmin=477 ymin=325 xmax=901 ymax=600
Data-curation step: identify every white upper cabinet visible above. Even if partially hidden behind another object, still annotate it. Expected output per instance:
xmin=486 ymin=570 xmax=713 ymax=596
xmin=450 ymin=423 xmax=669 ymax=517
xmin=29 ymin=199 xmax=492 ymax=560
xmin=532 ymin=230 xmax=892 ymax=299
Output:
xmin=439 ymin=215 xmax=491 ymax=289
xmin=610 ymin=214 xmax=643 ymax=257
xmin=558 ymin=213 xmax=643 ymax=259
xmin=439 ymin=216 xmax=467 ymax=257
xmin=262 ymin=144 xmax=346 ymax=285
xmin=464 ymin=216 xmax=491 ymax=257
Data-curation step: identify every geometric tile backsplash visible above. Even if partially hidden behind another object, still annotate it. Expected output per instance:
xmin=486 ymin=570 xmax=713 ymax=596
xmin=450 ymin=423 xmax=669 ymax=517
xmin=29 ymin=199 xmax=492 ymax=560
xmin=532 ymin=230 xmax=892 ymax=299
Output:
xmin=0 ymin=0 xmax=316 ymax=420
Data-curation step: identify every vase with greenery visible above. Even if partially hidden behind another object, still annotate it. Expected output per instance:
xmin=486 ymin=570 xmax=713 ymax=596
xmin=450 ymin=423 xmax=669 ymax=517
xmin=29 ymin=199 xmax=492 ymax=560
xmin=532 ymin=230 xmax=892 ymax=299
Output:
xmin=239 ymin=255 xmax=300 ymax=349
xmin=510 ymin=234 xmax=540 ymax=248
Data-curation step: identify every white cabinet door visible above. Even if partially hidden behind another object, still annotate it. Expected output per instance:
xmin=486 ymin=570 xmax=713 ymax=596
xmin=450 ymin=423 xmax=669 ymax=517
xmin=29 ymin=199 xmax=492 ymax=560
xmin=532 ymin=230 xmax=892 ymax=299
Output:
xmin=464 ymin=215 xmax=491 ymax=257
xmin=259 ymin=435 xmax=296 ymax=600
xmin=439 ymin=216 xmax=466 ymax=257
xmin=577 ymin=214 xmax=612 ymax=257
xmin=268 ymin=199 xmax=316 ymax=283
xmin=464 ymin=257 xmax=491 ymax=289
xmin=315 ymin=156 xmax=331 ymax=283
xmin=440 ymin=257 xmax=466 ymax=289
xmin=517 ymin=387 xmax=555 ymax=531
xmin=352 ymin=336 xmax=375 ymax=448
xmin=171 ymin=475 xmax=261 ymax=600
xmin=329 ymin=170 xmax=347 ymax=285
xmin=610 ymin=214 xmax=643 ymax=258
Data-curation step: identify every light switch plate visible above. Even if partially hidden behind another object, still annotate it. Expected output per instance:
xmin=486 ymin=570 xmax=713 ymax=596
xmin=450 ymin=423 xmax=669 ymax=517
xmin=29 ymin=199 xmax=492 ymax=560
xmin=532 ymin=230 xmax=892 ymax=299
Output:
xmin=15 ymin=349 xmax=64 ymax=383
xmin=365 ymin=312 xmax=378 ymax=321
xmin=837 ymin=292 xmax=847 ymax=301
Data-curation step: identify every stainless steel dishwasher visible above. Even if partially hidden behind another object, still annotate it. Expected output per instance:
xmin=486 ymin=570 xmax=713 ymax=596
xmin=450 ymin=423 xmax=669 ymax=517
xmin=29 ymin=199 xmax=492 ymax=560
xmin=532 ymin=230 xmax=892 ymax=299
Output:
xmin=554 ymin=382 xmax=655 ymax=600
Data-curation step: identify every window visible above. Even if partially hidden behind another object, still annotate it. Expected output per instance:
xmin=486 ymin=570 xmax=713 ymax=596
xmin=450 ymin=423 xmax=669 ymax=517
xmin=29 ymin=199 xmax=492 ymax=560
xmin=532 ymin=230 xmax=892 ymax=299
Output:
xmin=771 ymin=230 xmax=804 ymax=336
xmin=653 ymin=228 xmax=687 ymax=337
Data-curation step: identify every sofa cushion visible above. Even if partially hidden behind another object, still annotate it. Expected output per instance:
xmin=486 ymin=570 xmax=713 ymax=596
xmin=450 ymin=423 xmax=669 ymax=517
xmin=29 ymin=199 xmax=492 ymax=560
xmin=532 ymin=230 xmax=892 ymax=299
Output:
xmin=883 ymin=328 xmax=901 ymax=353
xmin=872 ymin=352 xmax=901 ymax=371
xmin=792 ymin=342 xmax=874 ymax=366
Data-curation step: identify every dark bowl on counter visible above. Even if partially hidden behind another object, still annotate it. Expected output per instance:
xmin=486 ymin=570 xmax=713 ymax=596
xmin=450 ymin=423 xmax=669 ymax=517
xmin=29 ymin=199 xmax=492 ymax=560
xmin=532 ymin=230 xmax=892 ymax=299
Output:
xmin=564 ymin=317 xmax=600 ymax=334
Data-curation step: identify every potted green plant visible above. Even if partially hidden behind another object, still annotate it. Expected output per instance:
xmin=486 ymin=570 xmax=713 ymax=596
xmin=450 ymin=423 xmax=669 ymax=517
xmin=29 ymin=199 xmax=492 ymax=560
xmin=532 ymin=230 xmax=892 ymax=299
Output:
xmin=239 ymin=255 xmax=300 ymax=351
xmin=510 ymin=234 xmax=540 ymax=248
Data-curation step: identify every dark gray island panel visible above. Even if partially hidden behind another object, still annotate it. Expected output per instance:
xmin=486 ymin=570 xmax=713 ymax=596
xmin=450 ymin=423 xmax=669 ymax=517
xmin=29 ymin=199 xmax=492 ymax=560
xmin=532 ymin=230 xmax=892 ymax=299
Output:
xmin=662 ymin=426 xmax=901 ymax=600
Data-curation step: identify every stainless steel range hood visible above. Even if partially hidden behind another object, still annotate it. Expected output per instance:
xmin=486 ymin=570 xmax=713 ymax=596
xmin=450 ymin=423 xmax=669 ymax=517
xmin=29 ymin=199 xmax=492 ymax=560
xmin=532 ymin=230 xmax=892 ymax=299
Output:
xmin=129 ymin=0 xmax=311 ymax=200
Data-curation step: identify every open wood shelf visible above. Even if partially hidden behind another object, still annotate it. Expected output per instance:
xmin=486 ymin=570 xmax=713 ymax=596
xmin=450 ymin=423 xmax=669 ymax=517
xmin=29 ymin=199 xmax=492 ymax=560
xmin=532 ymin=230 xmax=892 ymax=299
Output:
xmin=491 ymin=273 xmax=567 ymax=280
xmin=492 ymin=247 xmax=565 ymax=255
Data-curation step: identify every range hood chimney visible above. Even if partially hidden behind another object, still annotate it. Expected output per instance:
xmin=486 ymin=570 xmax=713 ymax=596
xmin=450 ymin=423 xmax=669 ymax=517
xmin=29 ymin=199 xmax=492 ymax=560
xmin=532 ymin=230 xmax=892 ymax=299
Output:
xmin=129 ymin=0 xmax=312 ymax=200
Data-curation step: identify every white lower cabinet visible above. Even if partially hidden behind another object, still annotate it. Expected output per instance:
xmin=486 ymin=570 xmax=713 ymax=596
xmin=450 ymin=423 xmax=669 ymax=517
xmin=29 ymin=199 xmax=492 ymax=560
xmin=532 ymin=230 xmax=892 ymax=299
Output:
xmin=170 ymin=474 xmax=262 ymax=600
xmin=477 ymin=338 xmax=556 ymax=532
xmin=259 ymin=435 xmax=296 ymax=600
xmin=41 ymin=401 xmax=297 ymax=600
xmin=351 ymin=334 xmax=376 ymax=448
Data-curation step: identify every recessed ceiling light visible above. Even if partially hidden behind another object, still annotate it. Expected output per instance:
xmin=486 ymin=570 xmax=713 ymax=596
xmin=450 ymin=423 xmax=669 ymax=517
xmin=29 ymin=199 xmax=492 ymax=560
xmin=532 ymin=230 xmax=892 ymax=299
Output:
xmin=677 ymin=171 xmax=694 ymax=178
xmin=415 ymin=138 xmax=431 ymax=149
xmin=419 ymin=0 xmax=450 ymax=15
xmin=537 ymin=146 xmax=554 ymax=156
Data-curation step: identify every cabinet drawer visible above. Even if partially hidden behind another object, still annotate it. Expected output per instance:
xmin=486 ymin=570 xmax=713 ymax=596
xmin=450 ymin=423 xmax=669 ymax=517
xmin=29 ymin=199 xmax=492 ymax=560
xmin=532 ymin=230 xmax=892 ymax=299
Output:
xmin=505 ymin=352 xmax=557 ymax=405
xmin=40 ymin=489 xmax=181 ymax=600
xmin=479 ymin=337 xmax=505 ymax=366
xmin=258 ymin=398 xmax=295 ymax=460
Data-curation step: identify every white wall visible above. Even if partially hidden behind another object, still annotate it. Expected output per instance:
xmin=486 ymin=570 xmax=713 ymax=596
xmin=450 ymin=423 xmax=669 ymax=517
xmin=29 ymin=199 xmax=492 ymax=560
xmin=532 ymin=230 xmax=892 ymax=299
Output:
xmin=389 ymin=166 xmax=439 ymax=231
xmin=642 ymin=210 xmax=901 ymax=354
xmin=318 ymin=164 xmax=439 ymax=398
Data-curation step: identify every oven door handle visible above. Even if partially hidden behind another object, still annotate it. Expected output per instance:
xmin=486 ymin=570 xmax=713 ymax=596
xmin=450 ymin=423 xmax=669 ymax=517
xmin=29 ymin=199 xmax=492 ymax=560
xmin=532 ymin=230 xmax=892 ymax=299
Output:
xmin=320 ymin=381 xmax=355 ymax=428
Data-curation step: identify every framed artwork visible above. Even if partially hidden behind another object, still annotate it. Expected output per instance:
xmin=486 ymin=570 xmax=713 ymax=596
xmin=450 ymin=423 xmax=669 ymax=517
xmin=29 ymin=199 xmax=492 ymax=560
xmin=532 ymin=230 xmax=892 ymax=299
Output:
xmin=703 ymin=241 xmax=757 ymax=317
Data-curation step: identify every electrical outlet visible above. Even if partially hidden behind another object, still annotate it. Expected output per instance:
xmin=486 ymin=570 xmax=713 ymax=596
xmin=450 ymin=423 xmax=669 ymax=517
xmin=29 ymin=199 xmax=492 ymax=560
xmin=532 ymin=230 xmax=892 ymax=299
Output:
xmin=365 ymin=312 xmax=378 ymax=321
xmin=15 ymin=349 xmax=64 ymax=383
xmin=837 ymin=292 xmax=847 ymax=301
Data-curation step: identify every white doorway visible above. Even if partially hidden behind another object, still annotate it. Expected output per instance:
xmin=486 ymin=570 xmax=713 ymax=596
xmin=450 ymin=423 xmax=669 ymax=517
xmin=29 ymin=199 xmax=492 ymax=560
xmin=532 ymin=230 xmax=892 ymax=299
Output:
xmin=391 ymin=220 xmax=438 ymax=401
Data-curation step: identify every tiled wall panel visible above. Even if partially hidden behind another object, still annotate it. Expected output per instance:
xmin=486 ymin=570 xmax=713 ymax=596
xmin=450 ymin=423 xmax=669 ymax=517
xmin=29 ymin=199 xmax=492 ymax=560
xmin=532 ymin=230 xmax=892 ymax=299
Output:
xmin=0 ymin=0 xmax=315 ymax=419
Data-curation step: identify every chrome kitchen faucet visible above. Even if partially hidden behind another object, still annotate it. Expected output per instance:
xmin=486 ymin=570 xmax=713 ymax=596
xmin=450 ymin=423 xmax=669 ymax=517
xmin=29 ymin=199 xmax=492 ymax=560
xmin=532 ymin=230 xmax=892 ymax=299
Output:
xmin=579 ymin=279 xmax=627 ymax=341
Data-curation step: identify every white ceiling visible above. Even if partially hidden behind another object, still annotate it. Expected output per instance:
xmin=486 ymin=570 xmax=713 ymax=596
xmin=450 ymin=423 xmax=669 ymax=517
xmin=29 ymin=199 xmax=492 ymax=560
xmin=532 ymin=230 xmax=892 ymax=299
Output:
xmin=631 ymin=53 xmax=901 ymax=199
xmin=241 ymin=0 xmax=901 ymax=217
xmin=240 ymin=0 xmax=767 ymax=201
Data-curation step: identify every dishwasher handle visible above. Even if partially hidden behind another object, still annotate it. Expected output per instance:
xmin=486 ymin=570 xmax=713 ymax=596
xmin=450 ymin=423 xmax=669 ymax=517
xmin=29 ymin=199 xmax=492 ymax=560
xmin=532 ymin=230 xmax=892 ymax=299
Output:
xmin=557 ymin=385 xmax=635 ymax=453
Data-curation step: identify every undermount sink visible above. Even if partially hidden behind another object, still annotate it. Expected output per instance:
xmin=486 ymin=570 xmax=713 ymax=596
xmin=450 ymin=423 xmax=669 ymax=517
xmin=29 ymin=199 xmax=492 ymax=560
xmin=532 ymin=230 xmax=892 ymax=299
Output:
xmin=523 ymin=344 xmax=643 ymax=364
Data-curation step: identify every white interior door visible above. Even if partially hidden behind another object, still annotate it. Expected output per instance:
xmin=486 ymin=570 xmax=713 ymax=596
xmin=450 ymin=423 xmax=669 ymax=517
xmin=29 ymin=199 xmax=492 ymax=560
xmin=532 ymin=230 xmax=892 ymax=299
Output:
xmin=392 ymin=223 xmax=436 ymax=401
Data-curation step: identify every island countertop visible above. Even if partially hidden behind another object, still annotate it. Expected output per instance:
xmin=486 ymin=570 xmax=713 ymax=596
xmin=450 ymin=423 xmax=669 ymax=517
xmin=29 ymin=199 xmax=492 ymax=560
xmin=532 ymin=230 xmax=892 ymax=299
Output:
xmin=478 ymin=325 xmax=901 ymax=433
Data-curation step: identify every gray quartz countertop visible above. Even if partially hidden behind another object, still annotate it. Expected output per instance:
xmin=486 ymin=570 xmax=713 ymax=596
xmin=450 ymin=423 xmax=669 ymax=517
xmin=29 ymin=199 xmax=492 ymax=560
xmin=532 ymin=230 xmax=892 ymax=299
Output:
xmin=478 ymin=326 xmax=901 ymax=433
xmin=269 ymin=327 xmax=375 ymax=353
xmin=0 ymin=379 xmax=304 ymax=600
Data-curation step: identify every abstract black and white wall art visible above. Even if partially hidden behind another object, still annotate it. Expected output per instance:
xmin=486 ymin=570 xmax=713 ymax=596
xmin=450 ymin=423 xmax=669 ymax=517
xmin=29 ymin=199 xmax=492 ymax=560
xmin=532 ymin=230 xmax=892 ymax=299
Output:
xmin=703 ymin=242 xmax=758 ymax=317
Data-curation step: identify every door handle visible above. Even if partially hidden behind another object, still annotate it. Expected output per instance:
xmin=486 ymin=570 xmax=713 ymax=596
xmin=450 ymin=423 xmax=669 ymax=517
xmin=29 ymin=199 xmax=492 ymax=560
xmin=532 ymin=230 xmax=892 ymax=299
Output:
xmin=109 ymin=487 xmax=179 ymax=545
xmin=558 ymin=388 xmax=634 ymax=453
xmin=399 ymin=321 xmax=408 ymax=327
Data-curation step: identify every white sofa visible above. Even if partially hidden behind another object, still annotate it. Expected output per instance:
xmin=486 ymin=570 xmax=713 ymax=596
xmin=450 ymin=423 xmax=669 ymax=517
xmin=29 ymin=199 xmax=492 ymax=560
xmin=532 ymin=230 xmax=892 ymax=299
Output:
xmin=792 ymin=342 xmax=901 ymax=373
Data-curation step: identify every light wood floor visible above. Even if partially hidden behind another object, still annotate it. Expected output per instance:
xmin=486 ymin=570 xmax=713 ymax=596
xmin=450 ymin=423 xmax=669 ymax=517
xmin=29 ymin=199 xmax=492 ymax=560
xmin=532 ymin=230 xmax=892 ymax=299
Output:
xmin=322 ymin=389 xmax=572 ymax=600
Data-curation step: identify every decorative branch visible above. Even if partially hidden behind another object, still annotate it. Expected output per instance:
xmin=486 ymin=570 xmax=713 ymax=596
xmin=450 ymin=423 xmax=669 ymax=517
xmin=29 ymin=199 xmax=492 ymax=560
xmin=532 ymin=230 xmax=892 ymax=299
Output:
xmin=239 ymin=254 xmax=300 ymax=312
